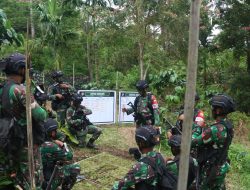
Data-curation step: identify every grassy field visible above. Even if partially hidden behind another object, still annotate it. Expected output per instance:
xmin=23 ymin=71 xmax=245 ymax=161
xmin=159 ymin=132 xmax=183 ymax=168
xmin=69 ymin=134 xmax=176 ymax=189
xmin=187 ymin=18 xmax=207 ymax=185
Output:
xmin=71 ymin=125 xmax=250 ymax=190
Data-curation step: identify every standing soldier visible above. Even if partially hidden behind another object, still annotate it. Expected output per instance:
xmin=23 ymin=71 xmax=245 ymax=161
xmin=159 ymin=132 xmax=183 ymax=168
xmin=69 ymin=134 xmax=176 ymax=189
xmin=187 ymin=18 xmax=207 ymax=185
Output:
xmin=66 ymin=94 xmax=102 ymax=148
xmin=192 ymin=94 xmax=235 ymax=190
xmin=41 ymin=118 xmax=81 ymax=190
xmin=167 ymin=93 xmax=205 ymax=138
xmin=122 ymin=80 xmax=160 ymax=128
xmin=48 ymin=71 xmax=75 ymax=125
xmin=0 ymin=53 xmax=47 ymax=189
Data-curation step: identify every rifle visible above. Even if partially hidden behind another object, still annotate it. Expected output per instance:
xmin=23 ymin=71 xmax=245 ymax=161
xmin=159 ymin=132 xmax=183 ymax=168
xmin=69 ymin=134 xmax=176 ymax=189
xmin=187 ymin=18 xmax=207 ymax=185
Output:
xmin=51 ymin=83 xmax=73 ymax=111
xmin=72 ymin=108 xmax=92 ymax=130
xmin=164 ymin=118 xmax=182 ymax=135
xmin=127 ymin=102 xmax=146 ymax=124
xmin=195 ymin=165 xmax=201 ymax=190
xmin=45 ymin=162 xmax=60 ymax=190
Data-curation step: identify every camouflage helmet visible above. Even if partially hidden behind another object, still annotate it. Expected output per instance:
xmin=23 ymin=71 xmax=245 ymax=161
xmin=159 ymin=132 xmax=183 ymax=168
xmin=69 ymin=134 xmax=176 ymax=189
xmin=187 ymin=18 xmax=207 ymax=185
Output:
xmin=209 ymin=94 xmax=235 ymax=114
xmin=72 ymin=93 xmax=83 ymax=104
xmin=168 ymin=135 xmax=181 ymax=147
xmin=135 ymin=126 xmax=160 ymax=148
xmin=44 ymin=118 xmax=58 ymax=133
xmin=51 ymin=70 xmax=63 ymax=79
xmin=136 ymin=80 xmax=149 ymax=90
xmin=1 ymin=53 xmax=26 ymax=75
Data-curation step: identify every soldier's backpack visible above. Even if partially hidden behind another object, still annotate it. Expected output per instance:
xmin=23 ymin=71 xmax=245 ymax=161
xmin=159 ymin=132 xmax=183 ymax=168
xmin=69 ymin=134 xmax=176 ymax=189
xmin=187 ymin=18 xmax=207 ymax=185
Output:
xmin=136 ymin=153 xmax=177 ymax=190
xmin=0 ymin=82 xmax=24 ymax=161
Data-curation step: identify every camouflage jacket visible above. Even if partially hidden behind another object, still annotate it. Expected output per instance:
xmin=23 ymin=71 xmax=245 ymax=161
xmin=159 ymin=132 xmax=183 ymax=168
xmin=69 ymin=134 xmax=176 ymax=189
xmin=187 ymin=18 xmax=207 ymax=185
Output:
xmin=48 ymin=82 xmax=75 ymax=110
xmin=66 ymin=105 xmax=92 ymax=128
xmin=191 ymin=118 xmax=233 ymax=171
xmin=0 ymin=80 xmax=47 ymax=188
xmin=112 ymin=151 xmax=163 ymax=190
xmin=126 ymin=93 xmax=160 ymax=126
xmin=166 ymin=155 xmax=198 ymax=188
xmin=40 ymin=141 xmax=73 ymax=166
xmin=40 ymin=141 xmax=80 ymax=190
xmin=0 ymin=79 xmax=47 ymax=126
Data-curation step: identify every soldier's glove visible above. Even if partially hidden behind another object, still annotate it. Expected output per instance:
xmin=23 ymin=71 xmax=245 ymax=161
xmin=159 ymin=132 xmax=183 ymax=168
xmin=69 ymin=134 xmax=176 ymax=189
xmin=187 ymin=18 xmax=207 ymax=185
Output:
xmin=129 ymin=147 xmax=141 ymax=161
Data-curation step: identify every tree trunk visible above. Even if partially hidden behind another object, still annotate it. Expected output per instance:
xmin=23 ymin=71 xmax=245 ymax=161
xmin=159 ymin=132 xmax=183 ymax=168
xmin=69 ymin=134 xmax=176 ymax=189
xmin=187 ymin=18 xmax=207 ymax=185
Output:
xmin=247 ymin=49 xmax=250 ymax=74
xmin=136 ymin=0 xmax=145 ymax=80
xmin=139 ymin=42 xmax=144 ymax=79
xmin=30 ymin=0 xmax=35 ymax=38
xmin=85 ymin=14 xmax=93 ymax=81
xmin=86 ymin=33 xmax=93 ymax=81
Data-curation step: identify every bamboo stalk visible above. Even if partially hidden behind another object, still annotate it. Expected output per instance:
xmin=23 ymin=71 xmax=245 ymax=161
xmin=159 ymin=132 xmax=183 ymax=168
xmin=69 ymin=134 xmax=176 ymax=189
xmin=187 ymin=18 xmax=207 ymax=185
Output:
xmin=25 ymin=19 xmax=36 ymax=190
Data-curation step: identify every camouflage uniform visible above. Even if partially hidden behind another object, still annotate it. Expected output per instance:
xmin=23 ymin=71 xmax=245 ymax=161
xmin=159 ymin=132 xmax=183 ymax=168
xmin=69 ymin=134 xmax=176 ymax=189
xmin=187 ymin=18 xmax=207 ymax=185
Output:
xmin=192 ymin=118 xmax=232 ymax=190
xmin=166 ymin=155 xmax=198 ymax=188
xmin=41 ymin=118 xmax=80 ymax=190
xmin=48 ymin=82 xmax=75 ymax=125
xmin=112 ymin=151 xmax=163 ymax=190
xmin=167 ymin=135 xmax=198 ymax=189
xmin=126 ymin=93 xmax=160 ymax=127
xmin=66 ymin=105 xmax=102 ymax=147
xmin=40 ymin=142 xmax=80 ymax=190
xmin=0 ymin=80 xmax=47 ymax=189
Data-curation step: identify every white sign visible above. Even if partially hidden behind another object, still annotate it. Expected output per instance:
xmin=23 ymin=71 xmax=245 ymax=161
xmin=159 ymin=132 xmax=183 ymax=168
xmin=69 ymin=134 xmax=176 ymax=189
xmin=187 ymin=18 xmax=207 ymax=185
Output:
xmin=118 ymin=91 xmax=139 ymax=123
xmin=78 ymin=90 xmax=116 ymax=124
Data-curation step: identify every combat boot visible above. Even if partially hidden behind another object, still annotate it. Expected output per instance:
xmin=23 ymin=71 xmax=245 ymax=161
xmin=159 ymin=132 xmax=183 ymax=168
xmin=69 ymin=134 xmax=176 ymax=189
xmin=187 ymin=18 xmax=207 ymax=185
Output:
xmin=86 ymin=138 xmax=98 ymax=149
xmin=78 ymin=139 xmax=86 ymax=148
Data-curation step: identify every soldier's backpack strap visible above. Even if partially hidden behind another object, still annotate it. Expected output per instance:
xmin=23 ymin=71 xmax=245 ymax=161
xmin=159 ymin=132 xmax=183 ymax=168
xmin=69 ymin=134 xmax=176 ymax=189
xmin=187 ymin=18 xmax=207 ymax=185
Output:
xmin=0 ymin=81 xmax=24 ymax=163
xmin=141 ymin=153 xmax=177 ymax=190
xmin=1 ymin=81 xmax=15 ymax=117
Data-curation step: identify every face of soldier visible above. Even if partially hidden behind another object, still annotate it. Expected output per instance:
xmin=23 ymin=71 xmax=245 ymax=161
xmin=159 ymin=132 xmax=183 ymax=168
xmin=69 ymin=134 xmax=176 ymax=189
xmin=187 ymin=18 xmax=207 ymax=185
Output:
xmin=137 ymin=88 xmax=147 ymax=97
xmin=51 ymin=130 xmax=57 ymax=139
xmin=55 ymin=77 xmax=63 ymax=84
xmin=212 ymin=106 xmax=223 ymax=119
xmin=171 ymin=146 xmax=180 ymax=156
xmin=19 ymin=67 xmax=26 ymax=84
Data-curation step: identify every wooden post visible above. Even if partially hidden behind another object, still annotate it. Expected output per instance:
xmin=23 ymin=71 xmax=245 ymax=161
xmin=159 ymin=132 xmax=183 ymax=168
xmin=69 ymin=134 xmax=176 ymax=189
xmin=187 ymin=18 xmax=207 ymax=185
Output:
xmin=26 ymin=20 xmax=36 ymax=190
xmin=73 ymin=62 xmax=75 ymax=88
xmin=177 ymin=1 xmax=201 ymax=190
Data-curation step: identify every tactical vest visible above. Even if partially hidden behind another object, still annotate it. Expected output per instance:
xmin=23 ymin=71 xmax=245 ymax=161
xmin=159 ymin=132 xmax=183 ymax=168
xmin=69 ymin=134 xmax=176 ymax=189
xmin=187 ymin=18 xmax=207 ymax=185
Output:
xmin=134 ymin=93 xmax=155 ymax=125
xmin=197 ymin=120 xmax=233 ymax=165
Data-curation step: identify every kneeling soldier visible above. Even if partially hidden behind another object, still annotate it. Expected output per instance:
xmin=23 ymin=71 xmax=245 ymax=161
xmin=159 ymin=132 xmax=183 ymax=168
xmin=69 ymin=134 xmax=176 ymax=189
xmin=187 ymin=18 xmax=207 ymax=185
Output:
xmin=41 ymin=118 xmax=80 ymax=190
xmin=66 ymin=94 xmax=102 ymax=148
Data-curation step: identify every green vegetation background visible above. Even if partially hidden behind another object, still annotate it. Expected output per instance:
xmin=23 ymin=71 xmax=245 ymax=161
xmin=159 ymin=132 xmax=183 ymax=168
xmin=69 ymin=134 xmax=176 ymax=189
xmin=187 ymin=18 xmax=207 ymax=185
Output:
xmin=0 ymin=0 xmax=250 ymax=189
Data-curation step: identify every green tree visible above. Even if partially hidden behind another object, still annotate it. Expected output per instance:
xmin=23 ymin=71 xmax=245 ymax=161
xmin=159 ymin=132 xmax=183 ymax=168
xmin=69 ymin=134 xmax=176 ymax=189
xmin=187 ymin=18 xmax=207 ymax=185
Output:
xmin=217 ymin=0 xmax=250 ymax=73
xmin=0 ymin=9 xmax=23 ymax=47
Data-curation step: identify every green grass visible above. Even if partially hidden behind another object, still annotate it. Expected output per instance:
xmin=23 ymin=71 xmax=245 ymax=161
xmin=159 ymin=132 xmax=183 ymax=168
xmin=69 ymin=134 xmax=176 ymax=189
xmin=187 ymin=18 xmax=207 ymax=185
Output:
xmin=71 ymin=126 xmax=250 ymax=190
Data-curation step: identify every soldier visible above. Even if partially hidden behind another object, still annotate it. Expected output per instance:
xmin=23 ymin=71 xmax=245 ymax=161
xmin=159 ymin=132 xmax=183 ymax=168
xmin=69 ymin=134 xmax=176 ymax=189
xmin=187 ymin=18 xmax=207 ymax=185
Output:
xmin=192 ymin=94 xmax=235 ymax=190
xmin=122 ymin=80 xmax=160 ymax=128
xmin=48 ymin=70 xmax=75 ymax=125
xmin=41 ymin=118 xmax=81 ymax=190
xmin=112 ymin=126 xmax=169 ymax=190
xmin=66 ymin=94 xmax=102 ymax=148
xmin=0 ymin=53 xmax=47 ymax=189
xmin=166 ymin=135 xmax=198 ymax=189
xmin=167 ymin=93 xmax=205 ymax=138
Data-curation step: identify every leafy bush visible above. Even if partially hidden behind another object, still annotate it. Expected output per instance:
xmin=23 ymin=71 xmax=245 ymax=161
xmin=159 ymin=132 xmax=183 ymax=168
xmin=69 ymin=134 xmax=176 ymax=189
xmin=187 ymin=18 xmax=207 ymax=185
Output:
xmin=230 ymin=73 xmax=250 ymax=114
